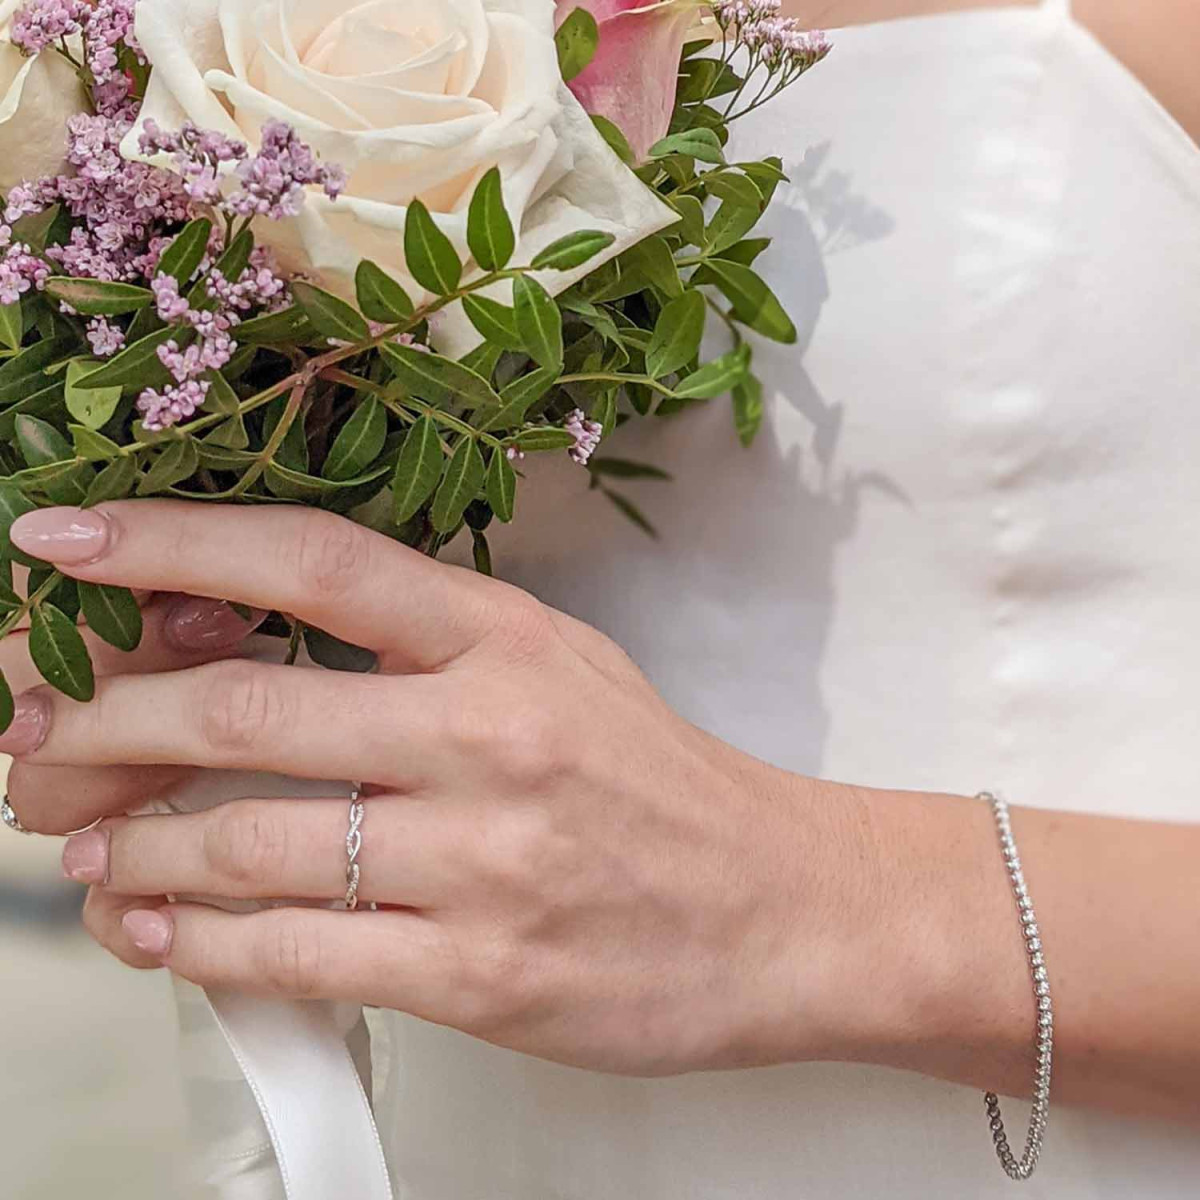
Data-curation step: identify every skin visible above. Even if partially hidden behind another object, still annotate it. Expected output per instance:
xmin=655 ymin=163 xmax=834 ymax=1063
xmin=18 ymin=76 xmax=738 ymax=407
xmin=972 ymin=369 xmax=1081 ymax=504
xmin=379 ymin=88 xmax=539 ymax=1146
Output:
xmin=780 ymin=1 xmax=1200 ymax=145
xmin=0 ymin=503 xmax=1197 ymax=1124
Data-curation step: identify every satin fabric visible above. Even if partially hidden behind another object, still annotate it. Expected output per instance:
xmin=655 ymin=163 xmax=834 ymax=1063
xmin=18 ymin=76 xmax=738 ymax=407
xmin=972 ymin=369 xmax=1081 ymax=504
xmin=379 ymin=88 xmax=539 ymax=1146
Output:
xmin=367 ymin=2 xmax=1200 ymax=1196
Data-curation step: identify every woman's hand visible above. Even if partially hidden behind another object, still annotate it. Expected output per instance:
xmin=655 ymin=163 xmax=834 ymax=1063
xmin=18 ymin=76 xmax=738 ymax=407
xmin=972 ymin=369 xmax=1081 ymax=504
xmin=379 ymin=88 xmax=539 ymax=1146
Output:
xmin=0 ymin=502 xmax=889 ymax=1077
xmin=0 ymin=589 xmax=264 ymax=835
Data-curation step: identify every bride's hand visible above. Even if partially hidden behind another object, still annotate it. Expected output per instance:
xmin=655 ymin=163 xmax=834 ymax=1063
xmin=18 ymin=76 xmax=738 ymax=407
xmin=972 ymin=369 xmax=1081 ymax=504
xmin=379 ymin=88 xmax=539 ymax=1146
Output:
xmin=0 ymin=589 xmax=264 ymax=834
xmin=0 ymin=501 xmax=889 ymax=1077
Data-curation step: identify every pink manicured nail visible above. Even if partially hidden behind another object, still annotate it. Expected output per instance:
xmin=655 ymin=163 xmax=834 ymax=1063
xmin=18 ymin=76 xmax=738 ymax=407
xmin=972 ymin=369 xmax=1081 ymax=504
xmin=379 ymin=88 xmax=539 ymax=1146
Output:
xmin=168 ymin=598 xmax=264 ymax=650
xmin=9 ymin=508 xmax=112 ymax=565
xmin=0 ymin=694 xmax=48 ymax=755
xmin=62 ymin=828 xmax=109 ymax=884
xmin=123 ymin=910 xmax=173 ymax=957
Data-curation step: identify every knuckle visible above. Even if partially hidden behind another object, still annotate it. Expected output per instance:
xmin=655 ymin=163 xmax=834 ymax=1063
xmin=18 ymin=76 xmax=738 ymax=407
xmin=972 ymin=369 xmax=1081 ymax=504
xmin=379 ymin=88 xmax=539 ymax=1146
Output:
xmin=451 ymin=930 xmax=534 ymax=1034
xmin=286 ymin=514 xmax=370 ymax=603
xmin=256 ymin=912 xmax=323 ymax=997
xmin=203 ymin=803 xmax=289 ymax=890
xmin=199 ymin=662 xmax=291 ymax=755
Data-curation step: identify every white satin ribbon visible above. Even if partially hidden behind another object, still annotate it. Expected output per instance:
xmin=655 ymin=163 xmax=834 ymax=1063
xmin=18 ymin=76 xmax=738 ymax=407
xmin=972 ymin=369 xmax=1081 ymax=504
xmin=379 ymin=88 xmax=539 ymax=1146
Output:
xmin=203 ymin=990 xmax=395 ymax=1200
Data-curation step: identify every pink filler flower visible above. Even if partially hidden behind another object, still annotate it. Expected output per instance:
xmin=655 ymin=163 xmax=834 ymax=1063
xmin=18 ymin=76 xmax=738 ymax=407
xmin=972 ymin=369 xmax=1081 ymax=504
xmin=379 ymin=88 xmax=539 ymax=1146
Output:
xmin=556 ymin=0 xmax=703 ymax=161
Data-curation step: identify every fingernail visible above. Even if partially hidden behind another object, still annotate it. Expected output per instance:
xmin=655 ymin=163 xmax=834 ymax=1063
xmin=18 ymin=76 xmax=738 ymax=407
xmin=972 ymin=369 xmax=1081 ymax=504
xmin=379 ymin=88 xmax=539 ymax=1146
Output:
xmin=0 ymin=694 xmax=48 ymax=756
xmin=62 ymin=828 xmax=109 ymax=884
xmin=9 ymin=508 xmax=112 ymax=565
xmin=122 ymin=910 xmax=173 ymax=957
xmin=167 ymin=597 xmax=264 ymax=651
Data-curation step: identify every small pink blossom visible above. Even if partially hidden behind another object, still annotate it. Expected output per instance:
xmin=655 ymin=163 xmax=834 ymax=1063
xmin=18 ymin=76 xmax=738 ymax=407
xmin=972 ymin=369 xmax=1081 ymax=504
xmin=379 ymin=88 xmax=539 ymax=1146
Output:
xmin=565 ymin=409 xmax=603 ymax=467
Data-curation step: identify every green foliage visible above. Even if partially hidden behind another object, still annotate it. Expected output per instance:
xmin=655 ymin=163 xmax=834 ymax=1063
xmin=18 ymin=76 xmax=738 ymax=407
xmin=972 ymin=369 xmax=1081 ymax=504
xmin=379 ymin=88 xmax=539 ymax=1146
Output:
xmin=555 ymin=7 xmax=599 ymax=82
xmin=0 ymin=35 xmax=812 ymax=696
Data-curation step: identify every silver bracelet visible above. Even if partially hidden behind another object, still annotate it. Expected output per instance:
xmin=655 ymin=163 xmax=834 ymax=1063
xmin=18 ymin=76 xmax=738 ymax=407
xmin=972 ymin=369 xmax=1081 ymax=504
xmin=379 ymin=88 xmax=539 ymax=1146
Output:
xmin=977 ymin=790 xmax=1053 ymax=1181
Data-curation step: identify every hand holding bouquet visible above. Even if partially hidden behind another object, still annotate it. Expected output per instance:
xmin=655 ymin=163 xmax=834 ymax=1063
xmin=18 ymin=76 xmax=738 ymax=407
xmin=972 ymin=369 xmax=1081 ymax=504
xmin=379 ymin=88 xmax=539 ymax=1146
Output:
xmin=0 ymin=0 xmax=829 ymax=720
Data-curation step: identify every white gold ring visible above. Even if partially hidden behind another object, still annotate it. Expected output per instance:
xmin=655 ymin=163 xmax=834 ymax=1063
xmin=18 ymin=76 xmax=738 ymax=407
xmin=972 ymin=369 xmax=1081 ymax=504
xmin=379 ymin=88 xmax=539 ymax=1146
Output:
xmin=345 ymin=788 xmax=365 ymax=911
xmin=2 ymin=794 xmax=30 ymax=835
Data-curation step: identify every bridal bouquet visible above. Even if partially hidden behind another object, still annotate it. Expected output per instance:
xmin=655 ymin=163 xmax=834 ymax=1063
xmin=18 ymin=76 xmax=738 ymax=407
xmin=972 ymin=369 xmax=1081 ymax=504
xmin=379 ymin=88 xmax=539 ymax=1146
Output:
xmin=0 ymin=0 xmax=828 ymax=725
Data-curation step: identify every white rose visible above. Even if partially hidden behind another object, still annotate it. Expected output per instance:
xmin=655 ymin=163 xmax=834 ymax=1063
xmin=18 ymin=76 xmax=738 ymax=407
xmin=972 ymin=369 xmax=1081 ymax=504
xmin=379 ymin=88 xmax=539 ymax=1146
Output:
xmin=0 ymin=0 xmax=90 ymax=193
xmin=124 ymin=0 xmax=675 ymax=354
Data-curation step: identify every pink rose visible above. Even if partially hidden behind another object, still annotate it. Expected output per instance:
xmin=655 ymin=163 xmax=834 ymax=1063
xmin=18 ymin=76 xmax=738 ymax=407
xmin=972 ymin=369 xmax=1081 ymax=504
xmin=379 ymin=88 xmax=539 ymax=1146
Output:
xmin=557 ymin=1 xmax=701 ymax=161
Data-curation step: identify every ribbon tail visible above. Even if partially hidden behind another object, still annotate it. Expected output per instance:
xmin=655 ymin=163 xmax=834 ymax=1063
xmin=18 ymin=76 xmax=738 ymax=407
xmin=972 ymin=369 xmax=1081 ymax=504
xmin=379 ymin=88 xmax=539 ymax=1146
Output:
xmin=195 ymin=987 xmax=394 ymax=1200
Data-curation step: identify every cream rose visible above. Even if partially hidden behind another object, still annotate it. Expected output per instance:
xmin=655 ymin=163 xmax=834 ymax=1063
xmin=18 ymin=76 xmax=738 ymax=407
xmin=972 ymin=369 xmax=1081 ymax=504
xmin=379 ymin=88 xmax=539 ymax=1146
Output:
xmin=0 ymin=0 xmax=89 ymax=193
xmin=124 ymin=0 xmax=675 ymax=353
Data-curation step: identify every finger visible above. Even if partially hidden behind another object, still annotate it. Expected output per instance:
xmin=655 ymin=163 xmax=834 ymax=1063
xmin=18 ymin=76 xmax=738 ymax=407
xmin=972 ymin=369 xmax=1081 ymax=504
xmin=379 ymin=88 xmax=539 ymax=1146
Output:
xmin=9 ymin=502 xmax=502 ymax=669
xmin=117 ymin=903 xmax=454 ymax=1011
xmin=0 ymin=591 xmax=265 ymax=696
xmin=63 ymin=796 xmax=457 ymax=906
xmin=6 ymin=760 xmax=191 ymax=836
xmin=82 ymin=886 xmax=170 ymax=970
xmin=0 ymin=661 xmax=437 ymax=785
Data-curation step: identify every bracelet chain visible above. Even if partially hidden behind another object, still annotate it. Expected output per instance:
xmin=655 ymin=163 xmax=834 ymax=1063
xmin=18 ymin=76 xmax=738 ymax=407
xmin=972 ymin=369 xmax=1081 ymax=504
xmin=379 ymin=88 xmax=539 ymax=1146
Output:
xmin=977 ymin=790 xmax=1053 ymax=1182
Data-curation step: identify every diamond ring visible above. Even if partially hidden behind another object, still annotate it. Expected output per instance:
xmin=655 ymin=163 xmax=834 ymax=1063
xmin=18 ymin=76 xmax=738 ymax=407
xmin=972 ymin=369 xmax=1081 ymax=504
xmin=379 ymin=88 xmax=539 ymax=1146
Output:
xmin=2 ymin=794 xmax=31 ymax=835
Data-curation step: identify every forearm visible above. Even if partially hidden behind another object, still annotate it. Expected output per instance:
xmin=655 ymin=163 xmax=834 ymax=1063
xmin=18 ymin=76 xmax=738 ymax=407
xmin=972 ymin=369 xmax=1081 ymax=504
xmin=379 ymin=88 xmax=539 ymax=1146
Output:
xmin=788 ymin=776 xmax=1200 ymax=1123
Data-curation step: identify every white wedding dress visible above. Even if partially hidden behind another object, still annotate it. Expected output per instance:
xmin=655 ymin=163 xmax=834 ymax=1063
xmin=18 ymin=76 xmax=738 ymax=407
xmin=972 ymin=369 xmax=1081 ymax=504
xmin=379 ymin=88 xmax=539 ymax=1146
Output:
xmin=181 ymin=1 xmax=1200 ymax=1196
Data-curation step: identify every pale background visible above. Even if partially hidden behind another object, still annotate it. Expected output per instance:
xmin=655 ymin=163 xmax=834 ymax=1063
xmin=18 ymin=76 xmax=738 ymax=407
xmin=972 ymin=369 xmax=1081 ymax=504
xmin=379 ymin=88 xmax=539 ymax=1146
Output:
xmin=0 ymin=756 xmax=197 ymax=1199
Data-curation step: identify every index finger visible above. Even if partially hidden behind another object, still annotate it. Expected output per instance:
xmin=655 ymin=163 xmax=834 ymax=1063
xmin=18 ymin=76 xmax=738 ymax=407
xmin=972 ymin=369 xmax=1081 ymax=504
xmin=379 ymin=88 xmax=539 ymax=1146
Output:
xmin=9 ymin=502 xmax=497 ymax=669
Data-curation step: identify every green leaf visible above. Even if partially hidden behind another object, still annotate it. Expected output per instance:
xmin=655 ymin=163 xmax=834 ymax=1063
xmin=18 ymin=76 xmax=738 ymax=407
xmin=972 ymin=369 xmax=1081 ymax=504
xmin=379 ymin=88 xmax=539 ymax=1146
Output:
xmin=513 ymin=275 xmax=563 ymax=369
xmin=381 ymin=342 xmax=501 ymax=410
xmin=0 ymin=301 xmax=23 ymax=352
xmin=83 ymin=456 xmax=138 ymax=505
xmin=460 ymin=341 xmax=502 ymax=382
xmin=0 ymin=334 xmax=76 ymax=406
xmin=645 ymin=290 xmax=706 ymax=379
xmin=531 ymin=230 xmax=616 ymax=272
xmin=0 ymin=484 xmax=38 ymax=565
xmin=483 ymin=366 xmax=559 ymax=431
xmin=589 ymin=457 xmax=671 ymax=481
xmin=43 ymin=278 xmax=154 ymax=317
xmin=263 ymin=459 xmax=391 ymax=501
xmin=700 ymin=259 xmax=796 ymax=343
xmin=514 ymin=427 xmax=577 ymax=452
xmin=431 ymin=438 xmax=485 ymax=533
xmin=714 ymin=236 xmax=771 ymax=267
xmin=673 ymin=347 xmax=751 ymax=399
xmin=237 ymin=305 xmax=318 ymax=346
xmin=156 ymin=218 xmax=213 ymax=284
xmin=137 ymin=437 xmax=199 ymax=495
xmin=354 ymin=260 xmax=414 ymax=324
xmin=733 ymin=372 xmax=765 ymax=447
xmin=65 ymin=359 xmax=124 ymax=430
xmin=292 ymin=280 xmax=370 ymax=343
xmin=15 ymin=415 xmax=70 ymax=467
xmin=70 ymin=424 xmax=122 ymax=462
xmin=649 ymin=128 xmax=725 ymax=164
xmin=201 ymin=371 xmax=240 ymax=415
xmin=461 ymin=294 xmax=522 ymax=350
xmin=486 ymin=448 xmax=516 ymax=523
xmin=591 ymin=114 xmax=635 ymax=165
xmin=555 ymin=6 xmax=599 ymax=82
xmin=467 ymin=167 xmax=516 ymax=273
xmin=0 ymin=669 xmax=13 ymax=734
xmin=78 ymin=582 xmax=143 ymax=653
xmin=29 ymin=603 xmax=95 ymax=702
xmin=0 ymin=380 xmax=67 ymax=443
xmin=667 ymin=194 xmax=706 ymax=246
xmin=703 ymin=170 xmax=762 ymax=209
xmin=591 ymin=388 xmax=618 ymax=436
xmin=404 ymin=199 xmax=462 ymax=296
xmin=324 ymin=396 xmax=386 ymax=482
xmin=303 ymin=627 xmax=378 ymax=674
xmin=204 ymin=414 xmax=250 ymax=450
xmin=77 ymin=326 xmax=183 ymax=391
xmin=705 ymin=199 xmax=761 ymax=254
xmin=391 ymin=415 xmax=444 ymax=524
xmin=472 ymin=530 xmax=493 ymax=577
